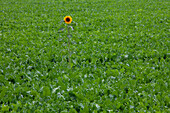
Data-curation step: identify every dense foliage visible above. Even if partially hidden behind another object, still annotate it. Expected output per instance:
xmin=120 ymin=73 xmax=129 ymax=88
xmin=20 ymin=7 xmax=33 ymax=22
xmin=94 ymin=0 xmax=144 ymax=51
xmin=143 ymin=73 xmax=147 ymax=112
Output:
xmin=0 ymin=0 xmax=169 ymax=112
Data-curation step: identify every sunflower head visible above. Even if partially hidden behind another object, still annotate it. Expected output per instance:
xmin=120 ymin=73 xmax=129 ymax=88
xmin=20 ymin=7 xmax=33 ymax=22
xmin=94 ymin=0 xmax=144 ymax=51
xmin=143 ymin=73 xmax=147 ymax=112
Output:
xmin=64 ymin=16 xmax=72 ymax=24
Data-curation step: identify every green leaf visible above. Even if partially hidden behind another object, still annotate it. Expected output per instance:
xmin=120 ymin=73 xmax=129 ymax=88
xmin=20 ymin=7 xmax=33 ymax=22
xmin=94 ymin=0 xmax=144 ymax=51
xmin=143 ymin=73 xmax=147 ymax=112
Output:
xmin=43 ymin=86 xmax=51 ymax=97
xmin=1 ymin=103 xmax=9 ymax=112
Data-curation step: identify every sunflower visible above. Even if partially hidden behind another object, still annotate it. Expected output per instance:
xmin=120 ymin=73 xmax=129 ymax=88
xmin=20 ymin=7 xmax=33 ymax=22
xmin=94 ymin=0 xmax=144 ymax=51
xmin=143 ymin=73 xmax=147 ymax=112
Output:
xmin=64 ymin=16 xmax=72 ymax=24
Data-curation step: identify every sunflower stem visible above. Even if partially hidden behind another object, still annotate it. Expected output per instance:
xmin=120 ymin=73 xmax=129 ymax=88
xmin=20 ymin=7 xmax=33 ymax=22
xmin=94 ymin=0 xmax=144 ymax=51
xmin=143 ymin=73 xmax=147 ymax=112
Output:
xmin=67 ymin=25 xmax=71 ymax=67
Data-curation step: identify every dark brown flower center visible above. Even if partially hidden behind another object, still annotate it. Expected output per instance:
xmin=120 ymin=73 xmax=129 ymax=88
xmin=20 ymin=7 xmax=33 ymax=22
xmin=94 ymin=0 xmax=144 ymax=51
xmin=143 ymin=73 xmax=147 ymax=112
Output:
xmin=66 ymin=18 xmax=70 ymax=22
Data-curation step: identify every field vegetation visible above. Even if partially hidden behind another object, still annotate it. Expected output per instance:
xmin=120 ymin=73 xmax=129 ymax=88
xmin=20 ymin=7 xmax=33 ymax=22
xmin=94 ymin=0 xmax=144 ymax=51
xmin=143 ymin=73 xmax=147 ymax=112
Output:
xmin=0 ymin=0 xmax=169 ymax=112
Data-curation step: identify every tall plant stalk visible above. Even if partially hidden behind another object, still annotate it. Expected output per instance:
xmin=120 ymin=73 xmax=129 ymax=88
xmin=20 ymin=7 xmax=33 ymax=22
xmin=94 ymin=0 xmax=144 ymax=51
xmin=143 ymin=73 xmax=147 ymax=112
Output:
xmin=67 ymin=25 xmax=71 ymax=67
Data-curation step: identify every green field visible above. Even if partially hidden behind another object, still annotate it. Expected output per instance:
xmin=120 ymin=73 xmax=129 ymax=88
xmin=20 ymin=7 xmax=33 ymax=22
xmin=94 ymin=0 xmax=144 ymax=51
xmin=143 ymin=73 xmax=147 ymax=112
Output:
xmin=0 ymin=0 xmax=170 ymax=112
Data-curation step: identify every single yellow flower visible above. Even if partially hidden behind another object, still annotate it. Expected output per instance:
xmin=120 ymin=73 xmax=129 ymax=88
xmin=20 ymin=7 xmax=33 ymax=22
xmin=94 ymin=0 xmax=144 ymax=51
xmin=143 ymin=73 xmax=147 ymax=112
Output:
xmin=64 ymin=16 xmax=72 ymax=24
